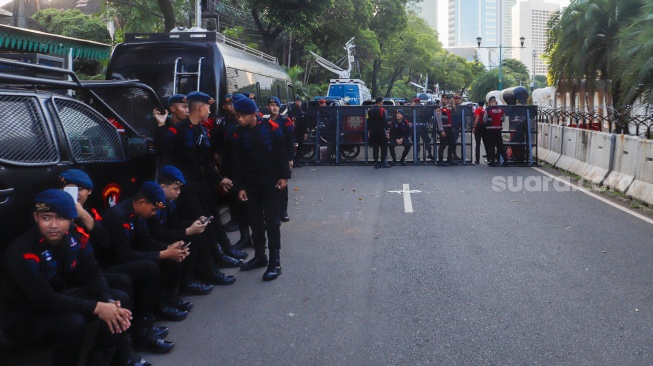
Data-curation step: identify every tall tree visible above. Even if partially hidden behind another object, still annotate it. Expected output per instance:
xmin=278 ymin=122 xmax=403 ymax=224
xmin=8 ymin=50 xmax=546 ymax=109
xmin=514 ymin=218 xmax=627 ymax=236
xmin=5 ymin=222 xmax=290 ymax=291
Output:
xmin=613 ymin=0 xmax=653 ymax=105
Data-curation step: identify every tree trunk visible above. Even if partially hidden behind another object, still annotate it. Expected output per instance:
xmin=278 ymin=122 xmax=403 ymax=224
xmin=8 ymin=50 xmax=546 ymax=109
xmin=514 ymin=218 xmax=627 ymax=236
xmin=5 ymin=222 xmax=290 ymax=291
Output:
xmin=371 ymin=58 xmax=381 ymax=97
xmin=385 ymin=67 xmax=404 ymax=97
xmin=252 ymin=9 xmax=283 ymax=55
xmin=156 ymin=0 xmax=176 ymax=32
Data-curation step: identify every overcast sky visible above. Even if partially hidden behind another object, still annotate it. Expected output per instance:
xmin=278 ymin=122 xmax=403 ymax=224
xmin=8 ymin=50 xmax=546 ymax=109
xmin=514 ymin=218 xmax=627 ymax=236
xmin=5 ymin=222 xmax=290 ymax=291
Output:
xmin=435 ymin=0 xmax=571 ymax=45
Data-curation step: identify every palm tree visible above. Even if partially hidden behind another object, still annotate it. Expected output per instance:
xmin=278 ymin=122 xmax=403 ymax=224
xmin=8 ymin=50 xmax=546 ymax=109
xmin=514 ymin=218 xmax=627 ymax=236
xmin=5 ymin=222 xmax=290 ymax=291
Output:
xmin=613 ymin=0 xmax=653 ymax=105
xmin=546 ymin=0 xmax=643 ymax=105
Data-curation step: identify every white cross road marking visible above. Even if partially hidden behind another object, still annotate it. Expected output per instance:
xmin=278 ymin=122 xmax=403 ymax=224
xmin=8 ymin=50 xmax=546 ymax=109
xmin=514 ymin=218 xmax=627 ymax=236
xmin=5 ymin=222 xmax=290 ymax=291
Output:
xmin=388 ymin=184 xmax=421 ymax=213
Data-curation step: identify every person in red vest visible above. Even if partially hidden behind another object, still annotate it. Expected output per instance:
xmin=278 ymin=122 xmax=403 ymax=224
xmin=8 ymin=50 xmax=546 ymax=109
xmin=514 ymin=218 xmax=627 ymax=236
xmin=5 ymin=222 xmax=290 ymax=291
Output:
xmin=472 ymin=100 xmax=488 ymax=165
xmin=484 ymin=96 xmax=509 ymax=166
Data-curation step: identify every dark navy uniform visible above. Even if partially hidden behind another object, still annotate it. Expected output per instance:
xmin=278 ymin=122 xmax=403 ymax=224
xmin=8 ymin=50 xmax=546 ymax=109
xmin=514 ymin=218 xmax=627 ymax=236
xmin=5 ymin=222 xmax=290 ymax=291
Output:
xmin=437 ymin=104 xmax=457 ymax=165
xmin=271 ymin=112 xmax=294 ymax=221
xmin=368 ymin=102 xmax=390 ymax=167
xmin=389 ymin=115 xmax=412 ymax=164
xmin=232 ymin=117 xmax=291 ymax=279
xmin=484 ymin=104 xmax=508 ymax=166
xmin=1 ymin=226 xmax=130 ymax=366
xmin=288 ymin=100 xmax=307 ymax=164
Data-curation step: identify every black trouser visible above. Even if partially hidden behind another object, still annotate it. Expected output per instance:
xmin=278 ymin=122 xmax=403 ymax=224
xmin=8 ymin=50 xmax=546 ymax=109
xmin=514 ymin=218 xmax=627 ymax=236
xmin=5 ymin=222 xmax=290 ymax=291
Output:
xmin=417 ymin=129 xmax=433 ymax=158
xmin=0 ymin=288 xmax=130 ymax=366
xmin=294 ymin=134 xmax=306 ymax=163
xmin=158 ymin=259 xmax=184 ymax=299
xmin=389 ymin=138 xmax=411 ymax=161
xmin=474 ymin=128 xmax=488 ymax=163
xmin=177 ymin=183 xmax=230 ymax=272
xmin=104 ymin=260 xmax=159 ymax=324
xmin=246 ymin=185 xmax=282 ymax=256
xmin=486 ymin=129 xmax=508 ymax=163
xmin=227 ymin=189 xmax=249 ymax=235
xmin=370 ymin=132 xmax=388 ymax=163
xmin=437 ymin=128 xmax=455 ymax=162
xmin=280 ymin=186 xmax=289 ymax=214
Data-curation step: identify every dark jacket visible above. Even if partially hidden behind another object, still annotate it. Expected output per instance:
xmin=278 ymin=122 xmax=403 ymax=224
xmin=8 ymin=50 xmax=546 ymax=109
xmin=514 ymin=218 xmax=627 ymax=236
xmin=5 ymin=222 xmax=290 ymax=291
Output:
xmin=389 ymin=118 xmax=411 ymax=141
xmin=148 ymin=199 xmax=187 ymax=244
xmin=367 ymin=105 xmax=389 ymax=135
xmin=232 ymin=120 xmax=292 ymax=191
xmin=98 ymin=199 xmax=165 ymax=267
xmin=160 ymin=118 xmax=223 ymax=192
xmin=1 ymin=226 xmax=111 ymax=316
xmin=272 ymin=115 xmax=295 ymax=159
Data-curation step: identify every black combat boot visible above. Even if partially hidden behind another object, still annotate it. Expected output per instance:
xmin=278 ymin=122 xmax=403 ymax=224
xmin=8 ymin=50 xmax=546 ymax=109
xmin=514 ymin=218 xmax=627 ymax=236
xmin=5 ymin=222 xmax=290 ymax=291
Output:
xmin=280 ymin=202 xmax=290 ymax=222
xmin=240 ymin=244 xmax=268 ymax=271
xmin=232 ymin=226 xmax=252 ymax=250
xmin=223 ymin=218 xmax=239 ymax=232
xmin=212 ymin=243 xmax=243 ymax=267
xmin=197 ymin=263 xmax=236 ymax=285
xmin=218 ymin=232 xmax=249 ymax=260
xmin=262 ymin=249 xmax=282 ymax=281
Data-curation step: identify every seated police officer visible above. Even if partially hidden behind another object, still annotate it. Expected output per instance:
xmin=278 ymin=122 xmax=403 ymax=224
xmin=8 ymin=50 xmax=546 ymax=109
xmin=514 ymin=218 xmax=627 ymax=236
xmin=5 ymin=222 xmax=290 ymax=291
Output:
xmin=59 ymin=169 xmax=174 ymax=354
xmin=150 ymin=166 xmax=235 ymax=289
xmin=98 ymin=182 xmax=191 ymax=322
xmin=0 ymin=190 xmax=136 ymax=366
xmin=389 ymin=109 xmax=412 ymax=166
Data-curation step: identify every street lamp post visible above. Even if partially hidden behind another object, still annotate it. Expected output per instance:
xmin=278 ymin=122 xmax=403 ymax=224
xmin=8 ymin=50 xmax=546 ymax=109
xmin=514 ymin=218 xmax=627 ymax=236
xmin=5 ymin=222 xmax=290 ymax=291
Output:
xmin=476 ymin=36 xmax=525 ymax=90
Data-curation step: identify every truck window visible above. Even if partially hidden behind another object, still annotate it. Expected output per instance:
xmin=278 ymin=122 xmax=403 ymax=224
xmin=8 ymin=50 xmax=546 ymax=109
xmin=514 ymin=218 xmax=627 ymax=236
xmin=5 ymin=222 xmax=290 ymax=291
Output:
xmin=0 ymin=95 xmax=58 ymax=165
xmin=53 ymin=98 xmax=126 ymax=163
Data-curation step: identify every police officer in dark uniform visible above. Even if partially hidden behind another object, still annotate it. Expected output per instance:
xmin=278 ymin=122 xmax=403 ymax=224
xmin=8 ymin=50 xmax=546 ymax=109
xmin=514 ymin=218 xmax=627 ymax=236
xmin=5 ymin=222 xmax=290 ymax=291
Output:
xmin=368 ymin=96 xmax=391 ymax=168
xmin=0 ymin=189 xmax=137 ymax=366
xmin=160 ymin=91 xmax=247 ymax=285
xmin=289 ymin=96 xmax=307 ymax=167
xmin=268 ymin=96 xmax=294 ymax=222
xmin=59 ymin=170 xmax=174 ymax=354
xmin=389 ymin=109 xmax=412 ymax=165
xmin=412 ymin=98 xmax=435 ymax=161
xmin=149 ymin=166 xmax=233 ymax=288
xmin=99 ymin=182 xmax=191 ymax=323
xmin=231 ymin=97 xmax=291 ymax=281
xmin=437 ymin=94 xmax=458 ymax=166
xmin=153 ymin=94 xmax=189 ymax=154
xmin=218 ymin=94 xmax=253 ymax=250
xmin=484 ymin=96 xmax=509 ymax=166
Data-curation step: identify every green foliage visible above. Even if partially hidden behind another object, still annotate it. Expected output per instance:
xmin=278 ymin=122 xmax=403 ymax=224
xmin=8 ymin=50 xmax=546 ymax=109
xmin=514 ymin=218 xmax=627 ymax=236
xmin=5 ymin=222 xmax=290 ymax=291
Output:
xmin=613 ymin=0 xmax=653 ymax=105
xmin=545 ymin=0 xmax=645 ymax=104
xmin=33 ymin=9 xmax=111 ymax=43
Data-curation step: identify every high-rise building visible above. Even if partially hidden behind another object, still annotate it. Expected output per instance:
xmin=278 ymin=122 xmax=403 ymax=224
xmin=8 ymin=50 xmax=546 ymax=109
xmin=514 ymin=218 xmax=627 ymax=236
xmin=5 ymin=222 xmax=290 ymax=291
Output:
xmin=448 ymin=0 xmax=530 ymax=49
xmin=418 ymin=0 xmax=439 ymax=30
xmin=512 ymin=0 xmax=560 ymax=79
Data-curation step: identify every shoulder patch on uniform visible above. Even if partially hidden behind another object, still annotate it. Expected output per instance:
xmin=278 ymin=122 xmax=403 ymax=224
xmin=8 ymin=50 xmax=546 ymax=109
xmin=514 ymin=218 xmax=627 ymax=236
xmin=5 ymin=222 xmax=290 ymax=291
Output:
xmin=23 ymin=253 xmax=40 ymax=263
xmin=268 ymin=120 xmax=280 ymax=130
xmin=380 ymin=107 xmax=385 ymax=115
xmin=168 ymin=127 xmax=178 ymax=135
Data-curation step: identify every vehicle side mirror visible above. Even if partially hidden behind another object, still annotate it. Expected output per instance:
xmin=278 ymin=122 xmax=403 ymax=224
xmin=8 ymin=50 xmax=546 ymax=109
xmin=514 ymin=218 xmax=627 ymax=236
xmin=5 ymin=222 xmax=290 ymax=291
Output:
xmin=127 ymin=137 xmax=148 ymax=157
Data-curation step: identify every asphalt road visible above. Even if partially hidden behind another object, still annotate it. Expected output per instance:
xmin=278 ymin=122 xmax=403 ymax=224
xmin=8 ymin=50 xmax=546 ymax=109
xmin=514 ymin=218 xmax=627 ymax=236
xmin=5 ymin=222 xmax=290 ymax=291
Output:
xmin=145 ymin=164 xmax=653 ymax=366
xmin=4 ymin=163 xmax=652 ymax=365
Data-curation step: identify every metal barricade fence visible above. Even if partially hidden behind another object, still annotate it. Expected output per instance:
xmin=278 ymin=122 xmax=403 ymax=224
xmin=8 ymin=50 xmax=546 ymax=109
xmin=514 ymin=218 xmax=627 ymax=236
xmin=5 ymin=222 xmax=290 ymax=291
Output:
xmin=500 ymin=106 xmax=540 ymax=166
xmin=295 ymin=105 xmax=539 ymax=166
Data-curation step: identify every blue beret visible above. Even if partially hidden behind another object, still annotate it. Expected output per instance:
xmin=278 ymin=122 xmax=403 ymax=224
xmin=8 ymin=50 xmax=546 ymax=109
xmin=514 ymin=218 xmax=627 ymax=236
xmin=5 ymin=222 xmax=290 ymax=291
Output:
xmin=59 ymin=169 xmax=93 ymax=190
xmin=159 ymin=166 xmax=186 ymax=185
xmin=232 ymin=94 xmax=245 ymax=102
xmin=140 ymin=181 xmax=166 ymax=208
xmin=396 ymin=109 xmax=405 ymax=116
xmin=267 ymin=96 xmax=281 ymax=107
xmin=34 ymin=189 xmax=78 ymax=220
xmin=295 ymin=96 xmax=302 ymax=101
xmin=187 ymin=91 xmax=215 ymax=105
xmin=168 ymin=94 xmax=187 ymax=105
xmin=233 ymin=97 xmax=258 ymax=115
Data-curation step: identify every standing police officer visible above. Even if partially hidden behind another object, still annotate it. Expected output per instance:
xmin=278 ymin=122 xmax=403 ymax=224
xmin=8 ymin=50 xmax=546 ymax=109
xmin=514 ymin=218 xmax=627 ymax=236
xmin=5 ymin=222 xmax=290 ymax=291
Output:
xmin=368 ymin=96 xmax=391 ymax=168
xmin=472 ymin=100 xmax=487 ymax=165
xmin=160 ymin=91 xmax=247 ymax=284
xmin=437 ymin=95 xmax=457 ymax=166
xmin=267 ymin=96 xmax=294 ymax=222
xmin=484 ymin=96 xmax=509 ymax=166
xmin=231 ymin=97 xmax=291 ymax=281
xmin=289 ymin=96 xmax=307 ymax=167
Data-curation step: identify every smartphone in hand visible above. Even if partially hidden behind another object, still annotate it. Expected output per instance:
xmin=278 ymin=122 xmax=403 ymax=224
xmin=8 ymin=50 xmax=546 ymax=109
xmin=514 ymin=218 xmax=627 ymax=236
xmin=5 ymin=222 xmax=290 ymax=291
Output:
xmin=63 ymin=186 xmax=78 ymax=203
